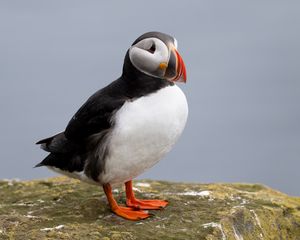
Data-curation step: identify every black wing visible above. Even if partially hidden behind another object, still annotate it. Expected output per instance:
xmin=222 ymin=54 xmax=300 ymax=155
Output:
xmin=35 ymin=78 xmax=128 ymax=174
xmin=65 ymin=78 xmax=130 ymax=141
xmin=65 ymin=95 xmax=124 ymax=141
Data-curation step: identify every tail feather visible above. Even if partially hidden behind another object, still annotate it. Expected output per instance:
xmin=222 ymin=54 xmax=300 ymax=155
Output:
xmin=36 ymin=132 xmax=66 ymax=145
xmin=36 ymin=132 xmax=77 ymax=154
xmin=34 ymin=153 xmax=55 ymax=168
xmin=34 ymin=153 xmax=59 ymax=169
xmin=34 ymin=153 xmax=85 ymax=172
xmin=34 ymin=162 xmax=44 ymax=168
xmin=36 ymin=136 xmax=55 ymax=145
xmin=35 ymin=132 xmax=85 ymax=172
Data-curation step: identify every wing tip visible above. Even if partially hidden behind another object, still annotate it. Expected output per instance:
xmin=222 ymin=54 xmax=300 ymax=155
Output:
xmin=36 ymin=138 xmax=49 ymax=145
xmin=34 ymin=163 xmax=44 ymax=168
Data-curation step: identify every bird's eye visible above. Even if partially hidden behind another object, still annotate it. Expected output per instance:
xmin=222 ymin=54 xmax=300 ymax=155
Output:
xmin=146 ymin=43 xmax=156 ymax=54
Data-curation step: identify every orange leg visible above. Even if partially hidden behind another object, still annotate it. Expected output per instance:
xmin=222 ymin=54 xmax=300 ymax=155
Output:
xmin=103 ymin=183 xmax=151 ymax=221
xmin=125 ymin=180 xmax=168 ymax=210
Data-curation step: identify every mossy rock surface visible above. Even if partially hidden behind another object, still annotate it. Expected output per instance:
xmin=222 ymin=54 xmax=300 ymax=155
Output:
xmin=0 ymin=177 xmax=299 ymax=239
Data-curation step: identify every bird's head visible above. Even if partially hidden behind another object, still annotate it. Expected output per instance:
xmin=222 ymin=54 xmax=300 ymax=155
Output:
xmin=124 ymin=31 xmax=187 ymax=83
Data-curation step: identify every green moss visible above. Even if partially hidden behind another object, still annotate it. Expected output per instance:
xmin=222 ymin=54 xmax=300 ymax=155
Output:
xmin=229 ymin=183 xmax=266 ymax=192
xmin=0 ymin=177 xmax=299 ymax=239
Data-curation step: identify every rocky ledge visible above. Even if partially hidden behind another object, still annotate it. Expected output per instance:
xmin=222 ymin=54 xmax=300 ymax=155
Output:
xmin=0 ymin=177 xmax=299 ymax=239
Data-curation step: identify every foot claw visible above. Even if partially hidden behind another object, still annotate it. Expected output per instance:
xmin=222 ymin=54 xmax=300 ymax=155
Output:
xmin=112 ymin=206 xmax=151 ymax=221
xmin=126 ymin=199 xmax=169 ymax=210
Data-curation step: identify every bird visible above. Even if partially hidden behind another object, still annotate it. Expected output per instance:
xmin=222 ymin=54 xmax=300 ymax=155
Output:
xmin=35 ymin=31 xmax=188 ymax=221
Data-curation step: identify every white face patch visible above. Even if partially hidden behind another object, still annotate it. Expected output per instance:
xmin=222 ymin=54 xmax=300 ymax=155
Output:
xmin=129 ymin=38 xmax=170 ymax=78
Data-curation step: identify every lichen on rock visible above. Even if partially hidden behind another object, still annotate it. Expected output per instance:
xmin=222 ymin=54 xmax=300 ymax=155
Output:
xmin=0 ymin=177 xmax=299 ymax=239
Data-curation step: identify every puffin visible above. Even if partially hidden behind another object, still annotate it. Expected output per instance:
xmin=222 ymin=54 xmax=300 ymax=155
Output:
xmin=35 ymin=31 xmax=188 ymax=220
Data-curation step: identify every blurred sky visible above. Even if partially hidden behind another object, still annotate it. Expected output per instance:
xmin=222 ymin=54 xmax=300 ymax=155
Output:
xmin=0 ymin=1 xmax=299 ymax=195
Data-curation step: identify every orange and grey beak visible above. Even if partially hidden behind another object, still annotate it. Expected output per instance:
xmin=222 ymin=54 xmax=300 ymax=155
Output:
xmin=173 ymin=49 xmax=187 ymax=83
xmin=162 ymin=48 xmax=187 ymax=83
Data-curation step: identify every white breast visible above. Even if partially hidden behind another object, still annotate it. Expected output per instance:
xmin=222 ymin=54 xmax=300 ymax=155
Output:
xmin=100 ymin=85 xmax=188 ymax=184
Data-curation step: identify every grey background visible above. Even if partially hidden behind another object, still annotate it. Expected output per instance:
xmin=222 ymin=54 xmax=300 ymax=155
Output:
xmin=0 ymin=1 xmax=299 ymax=195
